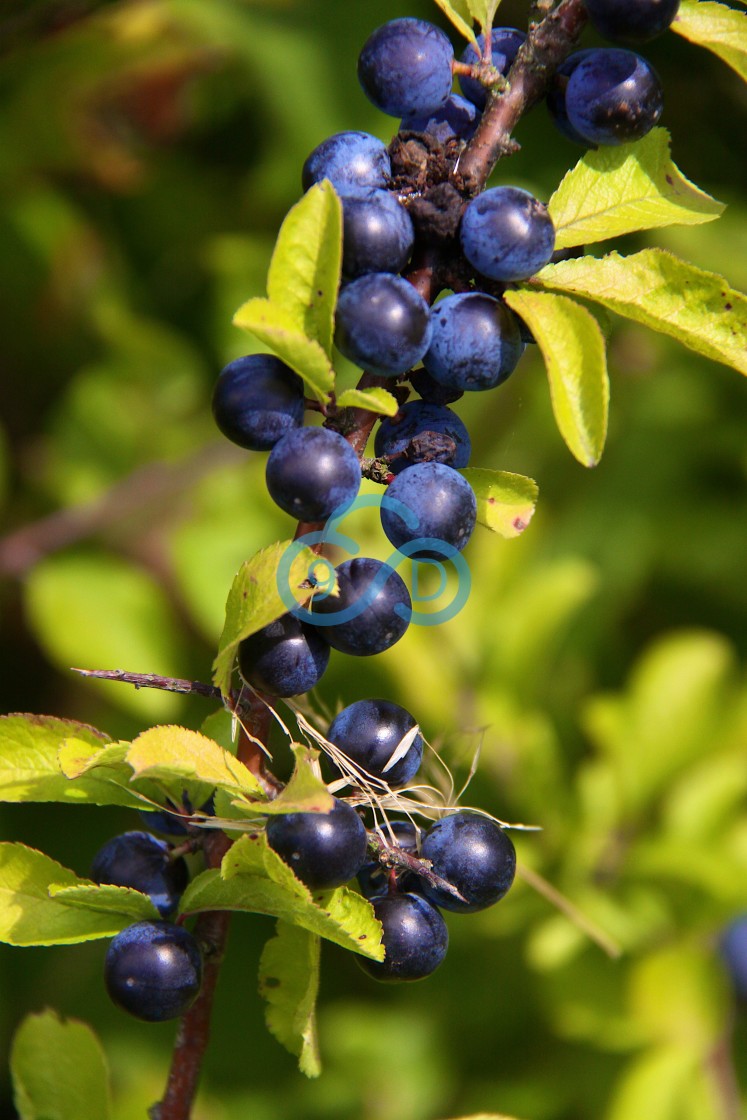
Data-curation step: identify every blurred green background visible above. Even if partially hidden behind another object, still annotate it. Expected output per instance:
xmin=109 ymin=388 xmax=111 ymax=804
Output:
xmin=1 ymin=1 xmax=746 ymax=1117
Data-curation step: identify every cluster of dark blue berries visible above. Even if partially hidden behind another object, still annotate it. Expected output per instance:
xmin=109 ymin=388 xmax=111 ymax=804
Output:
xmin=264 ymin=697 xmax=516 ymax=981
xmin=96 ymin=814 xmax=204 ymax=1021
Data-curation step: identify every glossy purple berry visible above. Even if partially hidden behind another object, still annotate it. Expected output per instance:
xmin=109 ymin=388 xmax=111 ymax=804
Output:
xmin=423 ymin=292 xmax=524 ymax=392
xmin=374 ymin=400 xmax=471 ymax=476
xmin=265 ymin=798 xmax=368 ymax=890
xmin=302 ymin=131 xmax=391 ymax=195
xmin=265 ymin=426 xmax=360 ymax=522
xmin=334 ymin=273 xmax=432 ymax=377
xmin=327 ymin=698 xmax=424 ymax=788
xmin=105 ymin=920 xmax=203 ymax=1021
xmin=358 ymin=892 xmax=448 ymax=982
xmin=460 ymin=186 xmax=555 ymax=282
xmin=547 ymin=50 xmax=597 ymax=145
xmin=420 ymin=812 xmax=516 ymax=913
xmin=458 ymin=27 xmax=526 ymax=109
xmin=585 ymin=0 xmax=680 ymax=43
xmin=310 ymin=557 xmax=411 ymax=656
xmin=358 ymin=18 xmax=454 ymax=118
xmin=211 ymin=354 xmax=304 ymax=451
xmin=381 ymin=462 xmax=476 ymax=560
xmin=238 ymin=613 xmax=330 ymax=697
xmin=341 ymin=189 xmax=414 ymax=279
xmin=91 ymin=832 xmax=188 ymax=919
xmin=565 ymin=48 xmax=664 ymax=146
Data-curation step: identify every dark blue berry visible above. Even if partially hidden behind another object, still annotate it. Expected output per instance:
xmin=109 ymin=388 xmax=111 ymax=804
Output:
xmin=328 ymin=698 xmax=423 ymax=788
xmin=265 ymin=798 xmax=368 ymax=890
xmin=408 ymin=368 xmax=464 ymax=406
xmin=423 ymin=292 xmax=524 ymax=392
xmin=91 ymin=832 xmax=188 ymax=919
xmin=105 ymin=920 xmax=202 ymax=1022
xmin=341 ymin=189 xmax=414 ymax=279
xmin=546 ymin=50 xmax=597 ymax=145
xmin=358 ymin=18 xmax=454 ymax=118
xmin=460 ymin=186 xmax=555 ymax=282
xmin=374 ymin=400 xmax=471 ymax=476
xmin=401 ymin=94 xmax=479 ymax=144
xmin=585 ymin=0 xmax=680 ymax=43
xmin=334 ymin=273 xmax=432 ymax=377
xmin=458 ymin=27 xmax=526 ymax=109
xmin=358 ymin=820 xmax=422 ymax=899
xmin=381 ymin=462 xmax=476 ymax=561
xmin=211 ymin=355 xmax=304 ymax=451
xmin=420 ymin=812 xmax=516 ymax=913
xmin=565 ymin=48 xmax=664 ymax=146
xmin=238 ymin=613 xmax=330 ymax=697
xmin=265 ymin=426 xmax=360 ymax=522
xmin=309 ymin=557 xmax=411 ymax=656
xmin=722 ymin=915 xmax=747 ymax=1000
xmin=302 ymin=131 xmax=391 ymax=195
xmin=358 ymin=892 xmax=448 ymax=982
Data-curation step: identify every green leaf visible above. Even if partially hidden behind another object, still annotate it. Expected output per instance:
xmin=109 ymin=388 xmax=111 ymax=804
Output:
xmin=259 ymin=921 xmax=322 ymax=1078
xmin=466 ymin=0 xmax=502 ymax=33
xmin=0 ymin=843 xmax=144 ymax=945
xmin=335 ymin=386 xmax=399 ymax=416
xmin=504 ymin=290 xmax=609 ymax=466
xmin=213 ymin=540 xmax=325 ymax=696
xmin=125 ymin=724 xmax=264 ymax=799
xmin=458 ymin=469 xmax=538 ymax=538
xmin=11 ymin=1010 xmax=111 ymax=1120
xmin=548 ymin=129 xmax=724 ymax=250
xmin=266 ymin=180 xmax=342 ymax=358
xmin=229 ymin=745 xmax=333 ymax=817
xmin=674 ymin=1 xmax=747 ymax=83
xmin=431 ymin=0 xmax=477 ymax=41
xmin=180 ymin=834 xmax=384 ymax=959
xmin=48 ymin=882 xmax=160 ymax=922
xmin=24 ymin=553 xmax=185 ymax=720
xmin=0 ymin=714 xmax=132 ymax=807
xmin=533 ymin=249 xmax=747 ymax=376
xmin=232 ymin=299 xmax=335 ymax=403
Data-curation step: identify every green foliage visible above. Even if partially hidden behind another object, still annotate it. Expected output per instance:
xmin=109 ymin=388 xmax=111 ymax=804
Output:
xmin=674 ymin=0 xmax=747 ymax=80
xmin=534 ymin=248 xmax=747 ymax=376
xmin=505 ymin=290 xmax=609 ymax=466
xmin=259 ymin=921 xmax=322 ymax=1078
xmin=548 ymin=129 xmax=724 ymax=250
xmin=335 ymin=386 xmax=400 ymax=415
xmin=1 ymin=0 xmax=747 ymax=1115
xmin=458 ymin=469 xmax=539 ymax=538
xmin=11 ymin=1010 xmax=111 ymax=1120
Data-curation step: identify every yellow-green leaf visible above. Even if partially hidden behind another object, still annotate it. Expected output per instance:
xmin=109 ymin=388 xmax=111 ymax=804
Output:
xmin=266 ymin=180 xmax=342 ymax=358
xmin=213 ymin=540 xmax=324 ymax=696
xmin=125 ymin=725 xmax=264 ymax=798
xmin=259 ymin=921 xmax=322 ymax=1078
xmin=549 ymin=129 xmax=724 ymax=250
xmin=335 ymin=386 xmax=399 ymax=416
xmin=11 ymin=1010 xmax=112 ymax=1120
xmin=505 ymin=290 xmax=609 ymax=466
xmin=459 ymin=469 xmax=539 ymax=537
xmin=674 ymin=1 xmax=747 ymax=82
xmin=533 ymin=249 xmax=747 ymax=376
xmin=466 ymin=0 xmax=502 ymax=33
xmin=232 ymin=299 xmax=335 ymax=403
xmin=431 ymin=0 xmax=477 ymax=41
xmin=0 ymin=844 xmax=145 ymax=945
xmin=48 ymin=882 xmax=160 ymax=923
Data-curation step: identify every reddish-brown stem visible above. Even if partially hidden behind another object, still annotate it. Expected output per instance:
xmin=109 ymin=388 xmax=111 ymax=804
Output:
xmin=457 ymin=0 xmax=588 ymax=193
xmin=154 ymin=831 xmax=233 ymax=1120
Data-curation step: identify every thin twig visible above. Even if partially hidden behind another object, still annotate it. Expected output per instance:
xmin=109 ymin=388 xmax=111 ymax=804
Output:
xmin=71 ymin=667 xmax=222 ymax=701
